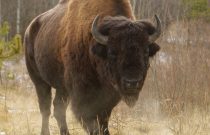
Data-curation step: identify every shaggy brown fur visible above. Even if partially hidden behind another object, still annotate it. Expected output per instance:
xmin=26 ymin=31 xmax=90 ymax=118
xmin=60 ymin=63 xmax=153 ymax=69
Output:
xmin=24 ymin=0 xmax=160 ymax=135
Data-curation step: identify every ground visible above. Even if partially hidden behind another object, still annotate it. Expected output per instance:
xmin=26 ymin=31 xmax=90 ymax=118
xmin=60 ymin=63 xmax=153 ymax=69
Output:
xmin=0 ymin=82 xmax=210 ymax=135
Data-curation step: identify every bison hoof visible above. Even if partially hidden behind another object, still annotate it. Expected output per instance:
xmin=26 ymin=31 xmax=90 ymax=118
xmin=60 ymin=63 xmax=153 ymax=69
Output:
xmin=60 ymin=129 xmax=70 ymax=135
xmin=41 ymin=129 xmax=50 ymax=135
xmin=104 ymin=128 xmax=110 ymax=135
xmin=90 ymin=128 xmax=110 ymax=135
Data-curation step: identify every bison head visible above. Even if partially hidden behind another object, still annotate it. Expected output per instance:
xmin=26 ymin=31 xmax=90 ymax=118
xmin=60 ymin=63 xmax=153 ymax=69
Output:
xmin=91 ymin=15 xmax=161 ymax=107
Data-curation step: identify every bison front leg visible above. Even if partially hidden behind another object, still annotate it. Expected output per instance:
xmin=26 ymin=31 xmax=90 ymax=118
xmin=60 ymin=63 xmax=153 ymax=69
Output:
xmin=53 ymin=89 xmax=70 ymax=135
xmin=72 ymin=106 xmax=112 ymax=135
xmin=87 ymin=111 xmax=111 ymax=135
xmin=84 ymin=110 xmax=111 ymax=135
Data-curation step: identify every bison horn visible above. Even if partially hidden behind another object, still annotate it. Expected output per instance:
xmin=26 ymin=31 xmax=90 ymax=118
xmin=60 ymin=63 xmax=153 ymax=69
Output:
xmin=91 ymin=15 xmax=108 ymax=45
xmin=148 ymin=15 xmax=162 ymax=43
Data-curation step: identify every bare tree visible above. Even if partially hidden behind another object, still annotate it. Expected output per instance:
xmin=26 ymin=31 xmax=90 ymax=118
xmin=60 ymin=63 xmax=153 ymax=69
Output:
xmin=0 ymin=0 xmax=2 ymax=24
xmin=1 ymin=0 xmax=187 ymax=37
xmin=17 ymin=0 xmax=21 ymax=34
xmin=1 ymin=0 xmax=59 ymax=37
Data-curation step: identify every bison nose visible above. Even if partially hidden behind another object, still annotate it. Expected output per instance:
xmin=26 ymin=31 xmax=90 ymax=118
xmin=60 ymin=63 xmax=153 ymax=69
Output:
xmin=123 ymin=79 xmax=141 ymax=89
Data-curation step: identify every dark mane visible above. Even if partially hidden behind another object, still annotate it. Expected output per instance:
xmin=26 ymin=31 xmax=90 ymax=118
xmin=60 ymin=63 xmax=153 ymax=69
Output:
xmin=59 ymin=0 xmax=134 ymax=49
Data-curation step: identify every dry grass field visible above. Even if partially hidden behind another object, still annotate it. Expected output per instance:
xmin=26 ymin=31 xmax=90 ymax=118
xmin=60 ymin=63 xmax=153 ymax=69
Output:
xmin=1 ymin=13 xmax=210 ymax=135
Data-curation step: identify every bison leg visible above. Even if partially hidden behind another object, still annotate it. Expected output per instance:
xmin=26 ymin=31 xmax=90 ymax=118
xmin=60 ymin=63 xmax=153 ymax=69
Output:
xmin=85 ymin=110 xmax=111 ymax=135
xmin=73 ymin=109 xmax=111 ymax=135
xmin=53 ymin=89 xmax=70 ymax=135
xmin=35 ymin=82 xmax=52 ymax=135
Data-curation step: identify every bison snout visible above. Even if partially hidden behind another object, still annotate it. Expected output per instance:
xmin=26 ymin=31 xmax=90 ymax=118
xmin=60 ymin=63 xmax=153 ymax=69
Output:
xmin=125 ymin=79 xmax=139 ymax=86
xmin=122 ymin=77 xmax=143 ymax=92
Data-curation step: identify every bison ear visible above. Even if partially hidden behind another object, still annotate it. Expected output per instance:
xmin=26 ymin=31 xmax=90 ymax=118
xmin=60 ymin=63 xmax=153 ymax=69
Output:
xmin=91 ymin=43 xmax=108 ymax=59
xmin=149 ymin=43 xmax=160 ymax=57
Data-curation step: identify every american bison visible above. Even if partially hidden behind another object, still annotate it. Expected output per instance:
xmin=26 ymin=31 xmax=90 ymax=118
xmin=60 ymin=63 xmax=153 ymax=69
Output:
xmin=24 ymin=0 xmax=161 ymax=135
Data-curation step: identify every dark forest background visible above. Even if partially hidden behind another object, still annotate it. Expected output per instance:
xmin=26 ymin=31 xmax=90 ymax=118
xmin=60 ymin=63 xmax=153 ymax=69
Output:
xmin=1 ymin=0 xmax=209 ymax=38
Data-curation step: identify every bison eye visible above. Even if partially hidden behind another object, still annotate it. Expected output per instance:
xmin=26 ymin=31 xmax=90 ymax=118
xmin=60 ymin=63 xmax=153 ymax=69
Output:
xmin=109 ymin=53 xmax=117 ymax=60
xmin=108 ymin=50 xmax=118 ymax=60
xmin=144 ymin=47 xmax=149 ymax=57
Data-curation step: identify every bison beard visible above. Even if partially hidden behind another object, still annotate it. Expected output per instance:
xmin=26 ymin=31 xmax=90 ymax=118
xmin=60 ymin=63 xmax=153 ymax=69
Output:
xmin=122 ymin=94 xmax=139 ymax=107
xmin=24 ymin=0 xmax=161 ymax=135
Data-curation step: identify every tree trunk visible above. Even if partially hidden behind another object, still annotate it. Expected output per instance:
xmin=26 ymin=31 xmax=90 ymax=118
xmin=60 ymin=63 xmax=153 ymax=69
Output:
xmin=0 ymin=0 xmax=2 ymax=24
xmin=17 ymin=0 xmax=21 ymax=34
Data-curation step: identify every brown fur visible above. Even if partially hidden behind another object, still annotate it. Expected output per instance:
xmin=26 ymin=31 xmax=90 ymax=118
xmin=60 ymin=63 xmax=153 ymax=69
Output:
xmin=24 ymin=0 xmax=160 ymax=135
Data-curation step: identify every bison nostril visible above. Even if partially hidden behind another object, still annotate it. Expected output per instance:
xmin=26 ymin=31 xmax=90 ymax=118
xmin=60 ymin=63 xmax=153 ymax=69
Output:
xmin=124 ymin=79 xmax=140 ymax=88
xmin=136 ymin=82 xmax=140 ymax=87
xmin=126 ymin=82 xmax=131 ymax=87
